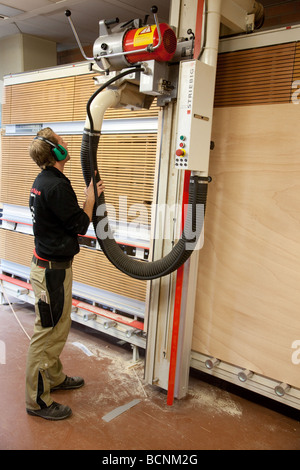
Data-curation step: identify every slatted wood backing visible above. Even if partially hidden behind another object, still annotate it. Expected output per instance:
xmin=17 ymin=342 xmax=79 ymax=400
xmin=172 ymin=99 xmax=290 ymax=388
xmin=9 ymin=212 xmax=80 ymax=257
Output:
xmin=0 ymin=132 xmax=154 ymax=302
xmin=1 ymin=68 xmax=159 ymax=307
xmin=2 ymin=73 xmax=159 ymax=125
xmin=1 ymin=134 xmax=156 ymax=226
xmin=70 ymin=134 xmax=156 ymax=225
xmin=292 ymin=41 xmax=300 ymax=82
xmin=73 ymin=246 xmax=147 ymax=301
xmin=0 ymin=230 xmax=34 ymax=268
xmin=0 ymin=229 xmax=147 ymax=302
xmin=3 ymin=42 xmax=299 ymax=123
xmin=3 ymin=78 xmax=76 ymax=124
xmin=2 ymin=85 xmax=12 ymax=124
xmin=214 ymin=42 xmax=297 ymax=107
xmin=73 ymin=73 xmax=159 ymax=121
xmin=193 ymin=103 xmax=300 ymax=388
xmin=1 ymin=136 xmax=39 ymax=205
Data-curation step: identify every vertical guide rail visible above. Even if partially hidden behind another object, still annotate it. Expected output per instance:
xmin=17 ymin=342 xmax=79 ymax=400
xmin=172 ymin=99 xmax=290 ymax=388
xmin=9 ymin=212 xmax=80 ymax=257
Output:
xmin=167 ymin=170 xmax=191 ymax=405
xmin=167 ymin=0 xmax=206 ymax=406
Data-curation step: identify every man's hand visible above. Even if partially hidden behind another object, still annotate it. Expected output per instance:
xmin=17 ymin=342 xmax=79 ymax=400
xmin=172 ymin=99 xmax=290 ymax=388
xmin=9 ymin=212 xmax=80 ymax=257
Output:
xmin=83 ymin=177 xmax=105 ymax=221
xmin=84 ymin=178 xmax=105 ymax=202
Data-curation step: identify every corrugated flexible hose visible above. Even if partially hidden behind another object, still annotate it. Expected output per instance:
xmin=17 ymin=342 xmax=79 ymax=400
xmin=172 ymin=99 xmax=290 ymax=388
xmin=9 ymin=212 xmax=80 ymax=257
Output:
xmin=80 ymin=68 xmax=209 ymax=280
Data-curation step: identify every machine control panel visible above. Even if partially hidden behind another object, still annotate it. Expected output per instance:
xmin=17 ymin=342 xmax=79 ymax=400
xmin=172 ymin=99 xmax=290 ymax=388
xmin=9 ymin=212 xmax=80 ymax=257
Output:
xmin=175 ymin=59 xmax=216 ymax=173
xmin=175 ymin=135 xmax=188 ymax=168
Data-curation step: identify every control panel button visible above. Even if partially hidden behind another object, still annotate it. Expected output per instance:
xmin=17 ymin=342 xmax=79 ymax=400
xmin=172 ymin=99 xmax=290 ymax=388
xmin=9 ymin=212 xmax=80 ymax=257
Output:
xmin=176 ymin=148 xmax=186 ymax=157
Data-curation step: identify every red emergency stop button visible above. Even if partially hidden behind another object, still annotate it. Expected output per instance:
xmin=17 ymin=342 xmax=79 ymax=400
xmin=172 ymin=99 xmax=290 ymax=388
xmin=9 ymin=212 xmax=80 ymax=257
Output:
xmin=176 ymin=148 xmax=186 ymax=157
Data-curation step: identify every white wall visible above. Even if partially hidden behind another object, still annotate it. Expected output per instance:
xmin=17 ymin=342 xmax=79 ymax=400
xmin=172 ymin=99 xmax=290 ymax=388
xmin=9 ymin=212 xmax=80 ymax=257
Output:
xmin=0 ymin=33 xmax=57 ymax=126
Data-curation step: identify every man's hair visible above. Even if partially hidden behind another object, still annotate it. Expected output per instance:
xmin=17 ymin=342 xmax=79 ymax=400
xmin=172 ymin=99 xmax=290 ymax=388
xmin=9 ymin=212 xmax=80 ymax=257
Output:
xmin=29 ymin=127 xmax=58 ymax=169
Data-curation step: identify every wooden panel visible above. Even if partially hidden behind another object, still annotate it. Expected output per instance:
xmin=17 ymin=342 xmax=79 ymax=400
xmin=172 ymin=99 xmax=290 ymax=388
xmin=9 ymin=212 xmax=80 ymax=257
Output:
xmin=0 ymin=230 xmax=34 ymax=268
xmin=1 ymin=136 xmax=39 ymax=205
xmin=192 ymin=103 xmax=300 ymax=388
xmin=3 ymin=72 xmax=159 ymax=124
xmin=70 ymin=134 xmax=156 ymax=225
xmin=1 ymin=85 xmax=12 ymax=125
xmin=1 ymin=134 xmax=157 ymax=225
xmin=0 ymin=229 xmax=147 ymax=302
xmin=6 ymin=78 xmax=76 ymax=124
xmin=262 ymin=2 xmax=300 ymax=30
xmin=73 ymin=73 xmax=100 ymax=121
xmin=292 ymin=42 xmax=300 ymax=81
xmin=73 ymin=246 xmax=147 ymax=302
xmin=73 ymin=73 xmax=159 ymax=121
xmin=215 ymin=43 xmax=296 ymax=107
xmin=0 ymin=133 xmax=153 ymax=302
xmin=0 ymin=68 xmax=157 ymax=307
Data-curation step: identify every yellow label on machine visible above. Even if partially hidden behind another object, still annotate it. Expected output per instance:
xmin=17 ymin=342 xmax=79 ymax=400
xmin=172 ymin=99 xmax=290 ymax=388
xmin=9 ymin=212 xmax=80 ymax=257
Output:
xmin=133 ymin=25 xmax=156 ymax=47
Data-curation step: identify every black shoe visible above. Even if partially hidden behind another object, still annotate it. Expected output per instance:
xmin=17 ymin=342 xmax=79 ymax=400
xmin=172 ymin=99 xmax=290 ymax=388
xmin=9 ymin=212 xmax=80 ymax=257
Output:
xmin=26 ymin=401 xmax=72 ymax=421
xmin=51 ymin=375 xmax=84 ymax=391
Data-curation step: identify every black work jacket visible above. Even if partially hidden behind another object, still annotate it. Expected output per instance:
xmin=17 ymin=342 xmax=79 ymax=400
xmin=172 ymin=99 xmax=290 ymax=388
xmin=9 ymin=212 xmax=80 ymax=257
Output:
xmin=29 ymin=166 xmax=90 ymax=262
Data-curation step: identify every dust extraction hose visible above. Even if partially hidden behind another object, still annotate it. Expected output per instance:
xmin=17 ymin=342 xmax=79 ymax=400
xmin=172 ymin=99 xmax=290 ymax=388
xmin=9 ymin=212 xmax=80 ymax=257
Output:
xmin=80 ymin=67 xmax=209 ymax=280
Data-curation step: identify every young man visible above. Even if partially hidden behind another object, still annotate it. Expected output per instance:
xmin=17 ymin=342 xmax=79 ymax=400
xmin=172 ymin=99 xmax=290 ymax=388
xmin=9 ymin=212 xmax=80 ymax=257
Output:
xmin=26 ymin=127 xmax=103 ymax=420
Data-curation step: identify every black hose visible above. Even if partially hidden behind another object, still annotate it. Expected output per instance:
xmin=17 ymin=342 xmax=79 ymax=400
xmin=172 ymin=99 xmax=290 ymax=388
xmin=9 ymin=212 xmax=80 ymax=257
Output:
xmin=80 ymin=68 xmax=209 ymax=280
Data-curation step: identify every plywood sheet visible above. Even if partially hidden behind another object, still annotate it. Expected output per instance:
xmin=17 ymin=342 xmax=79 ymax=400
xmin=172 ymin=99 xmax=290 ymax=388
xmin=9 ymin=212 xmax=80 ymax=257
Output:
xmin=192 ymin=103 xmax=300 ymax=388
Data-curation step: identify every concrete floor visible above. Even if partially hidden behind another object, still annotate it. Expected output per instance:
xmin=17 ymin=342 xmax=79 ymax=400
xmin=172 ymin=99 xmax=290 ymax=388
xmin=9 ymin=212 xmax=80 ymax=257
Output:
xmin=0 ymin=301 xmax=300 ymax=451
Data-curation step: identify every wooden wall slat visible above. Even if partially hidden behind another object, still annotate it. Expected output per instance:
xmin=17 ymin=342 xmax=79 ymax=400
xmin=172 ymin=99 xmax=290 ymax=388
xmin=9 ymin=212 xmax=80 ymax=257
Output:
xmin=0 ymin=229 xmax=147 ymax=302
xmin=1 ymin=136 xmax=39 ymax=205
xmin=4 ymin=78 xmax=76 ymax=124
xmin=2 ymin=72 xmax=159 ymax=124
xmin=0 ymin=132 xmax=154 ymax=303
xmin=73 ymin=246 xmax=147 ymax=302
xmin=2 ymin=41 xmax=298 ymax=123
xmin=215 ymin=42 xmax=297 ymax=107
xmin=1 ymin=69 xmax=158 ymax=308
xmin=1 ymin=86 xmax=12 ymax=125
xmin=292 ymin=42 xmax=300 ymax=81
xmin=1 ymin=134 xmax=157 ymax=226
xmin=0 ymin=229 xmax=34 ymax=268
xmin=73 ymin=74 xmax=159 ymax=121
